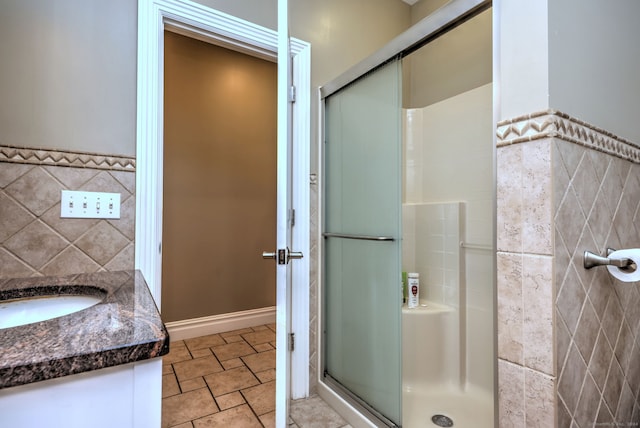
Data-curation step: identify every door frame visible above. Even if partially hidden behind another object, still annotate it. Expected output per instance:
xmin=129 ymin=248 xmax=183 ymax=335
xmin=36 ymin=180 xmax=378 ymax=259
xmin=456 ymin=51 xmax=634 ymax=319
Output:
xmin=135 ymin=0 xmax=311 ymax=399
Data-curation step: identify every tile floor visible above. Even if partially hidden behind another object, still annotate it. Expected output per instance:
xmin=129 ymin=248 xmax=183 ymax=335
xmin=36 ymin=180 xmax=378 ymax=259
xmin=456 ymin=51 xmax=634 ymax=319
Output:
xmin=162 ymin=324 xmax=351 ymax=428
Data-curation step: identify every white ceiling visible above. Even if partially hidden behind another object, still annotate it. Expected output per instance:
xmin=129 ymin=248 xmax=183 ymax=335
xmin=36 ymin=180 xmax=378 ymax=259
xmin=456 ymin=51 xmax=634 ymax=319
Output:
xmin=402 ymin=0 xmax=421 ymax=5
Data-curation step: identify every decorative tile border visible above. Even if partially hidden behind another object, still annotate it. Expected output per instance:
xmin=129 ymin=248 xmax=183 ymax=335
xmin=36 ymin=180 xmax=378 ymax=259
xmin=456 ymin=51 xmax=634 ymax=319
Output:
xmin=0 ymin=145 xmax=135 ymax=171
xmin=497 ymin=110 xmax=640 ymax=164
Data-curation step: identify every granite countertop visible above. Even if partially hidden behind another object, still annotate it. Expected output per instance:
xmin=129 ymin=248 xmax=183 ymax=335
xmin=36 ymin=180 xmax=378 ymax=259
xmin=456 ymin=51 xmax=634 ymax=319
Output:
xmin=0 ymin=270 xmax=169 ymax=390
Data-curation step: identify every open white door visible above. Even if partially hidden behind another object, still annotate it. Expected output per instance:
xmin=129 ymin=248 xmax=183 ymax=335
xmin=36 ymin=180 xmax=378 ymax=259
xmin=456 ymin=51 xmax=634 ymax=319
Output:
xmin=267 ymin=0 xmax=314 ymax=420
xmin=270 ymin=0 xmax=296 ymax=425
xmin=136 ymin=1 xmax=310 ymax=425
xmin=265 ymin=0 xmax=312 ymax=418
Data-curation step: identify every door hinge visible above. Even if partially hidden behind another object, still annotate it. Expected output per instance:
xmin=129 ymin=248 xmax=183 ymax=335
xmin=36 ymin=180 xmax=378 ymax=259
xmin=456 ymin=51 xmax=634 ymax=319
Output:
xmin=288 ymin=332 xmax=295 ymax=352
xmin=289 ymin=85 xmax=296 ymax=103
xmin=290 ymin=208 xmax=295 ymax=227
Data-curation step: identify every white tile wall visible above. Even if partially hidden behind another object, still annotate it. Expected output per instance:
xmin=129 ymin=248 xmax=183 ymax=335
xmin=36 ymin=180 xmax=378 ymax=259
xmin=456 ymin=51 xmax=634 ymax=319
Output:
xmin=402 ymin=83 xmax=494 ymax=393
xmin=402 ymin=202 xmax=461 ymax=308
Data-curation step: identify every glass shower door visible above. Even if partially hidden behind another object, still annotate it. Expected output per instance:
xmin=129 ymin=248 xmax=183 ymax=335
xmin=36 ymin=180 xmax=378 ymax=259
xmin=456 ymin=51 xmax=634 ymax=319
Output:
xmin=323 ymin=59 xmax=402 ymax=426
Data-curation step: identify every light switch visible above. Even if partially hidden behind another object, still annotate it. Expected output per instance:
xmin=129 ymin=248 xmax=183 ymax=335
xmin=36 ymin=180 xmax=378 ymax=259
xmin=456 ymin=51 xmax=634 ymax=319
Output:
xmin=60 ymin=190 xmax=121 ymax=219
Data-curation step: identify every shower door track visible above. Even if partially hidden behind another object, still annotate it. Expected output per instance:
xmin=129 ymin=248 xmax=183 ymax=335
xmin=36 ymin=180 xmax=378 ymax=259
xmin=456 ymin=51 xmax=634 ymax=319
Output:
xmin=323 ymin=372 xmax=399 ymax=428
xmin=319 ymin=0 xmax=491 ymax=99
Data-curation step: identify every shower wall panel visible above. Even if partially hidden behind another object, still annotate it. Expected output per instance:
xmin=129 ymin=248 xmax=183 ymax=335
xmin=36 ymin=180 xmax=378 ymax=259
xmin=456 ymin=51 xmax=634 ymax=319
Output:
xmin=402 ymin=202 xmax=461 ymax=308
xmin=402 ymin=83 xmax=494 ymax=391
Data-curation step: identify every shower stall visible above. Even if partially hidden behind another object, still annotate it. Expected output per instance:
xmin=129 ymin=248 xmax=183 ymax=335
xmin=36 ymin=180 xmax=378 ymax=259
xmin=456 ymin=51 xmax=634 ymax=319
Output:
xmin=319 ymin=1 xmax=494 ymax=426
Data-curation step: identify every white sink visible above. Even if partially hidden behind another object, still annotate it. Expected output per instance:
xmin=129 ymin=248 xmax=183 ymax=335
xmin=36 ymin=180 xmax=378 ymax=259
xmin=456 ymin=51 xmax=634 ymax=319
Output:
xmin=0 ymin=294 xmax=103 ymax=329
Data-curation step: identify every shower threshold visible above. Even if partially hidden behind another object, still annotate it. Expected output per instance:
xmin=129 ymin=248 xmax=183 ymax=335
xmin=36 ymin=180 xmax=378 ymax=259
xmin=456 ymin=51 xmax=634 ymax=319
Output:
xmin=323 ymin=373 xmax=399 ymax=428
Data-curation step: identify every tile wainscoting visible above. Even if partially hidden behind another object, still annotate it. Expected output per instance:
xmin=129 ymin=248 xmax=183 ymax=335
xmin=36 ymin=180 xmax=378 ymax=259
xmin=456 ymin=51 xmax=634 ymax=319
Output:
xmin=497 ymin=111 xmax=640 ymax=427
xmin=309 ymin=177 xmax=319 ymax=394
xmin=0 ymin=145 xmax=135 ymax=279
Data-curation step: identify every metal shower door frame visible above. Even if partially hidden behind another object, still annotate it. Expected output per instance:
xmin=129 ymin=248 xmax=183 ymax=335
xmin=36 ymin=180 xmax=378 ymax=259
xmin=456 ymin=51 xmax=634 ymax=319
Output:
xmin=317 ymin=0 xmax=492 ymax=426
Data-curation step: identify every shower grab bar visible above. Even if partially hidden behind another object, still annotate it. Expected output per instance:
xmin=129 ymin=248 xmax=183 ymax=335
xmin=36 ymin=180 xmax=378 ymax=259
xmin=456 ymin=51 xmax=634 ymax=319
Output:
xmin=459 ymin=241 xmax=492 ymax=251
xmin=323 ymin=232 xmax=395 ymax=242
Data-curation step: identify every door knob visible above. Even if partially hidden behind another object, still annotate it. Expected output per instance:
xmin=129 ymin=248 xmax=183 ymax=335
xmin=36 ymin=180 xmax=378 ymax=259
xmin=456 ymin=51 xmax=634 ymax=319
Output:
xmin=288 ymin=251 xmax=303 ymax=260
xmin=262 ymin=248 xmax=304 ymax=264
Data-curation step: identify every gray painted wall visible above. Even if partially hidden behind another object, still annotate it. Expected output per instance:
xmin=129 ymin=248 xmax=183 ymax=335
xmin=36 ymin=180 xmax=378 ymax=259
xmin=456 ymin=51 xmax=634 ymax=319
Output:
xmin=0 ymin=0 xmax=411 ymax=161
xmin=549 ymin=0 xmax=640 ymax=143
xmin=0 ymin=0 xmax=137 ymax=156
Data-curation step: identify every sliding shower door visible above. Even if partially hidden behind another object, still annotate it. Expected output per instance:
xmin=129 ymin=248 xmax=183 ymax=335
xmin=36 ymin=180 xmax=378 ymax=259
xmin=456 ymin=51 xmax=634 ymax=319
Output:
xmin=323 ymin=59 xmax=402 ymax=426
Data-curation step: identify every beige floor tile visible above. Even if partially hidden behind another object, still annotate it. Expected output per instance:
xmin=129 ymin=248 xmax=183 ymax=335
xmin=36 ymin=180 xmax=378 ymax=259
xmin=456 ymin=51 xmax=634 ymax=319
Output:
xmin=221 ymin=357 xmax=245 ymax=370
xmin=174 ymin=356 xmax=224 ymax=382
xmin=163 ymin=373 xmax=180 ymax=398
xmin=255 ymin=368 xmax=276 ymax=383
xmin=180 ymin=376 xmax=206 ymax=393
xmin=242 ymin=349 xmax=275 ymax=373
xmin=212 ymin=341 xmax=256 ymax=361
xmin=260 ymin=411 xmax=275 ymax=428
xmin=163 ymin=344 xmax=193 ymax=365
xmin=253 ymin=342 xmax=274 ymax=352
xmin=162 ymin=388 xmax=218 ymax=428
xmin=242 ymin=380 xmax=275 ymax=415
xmin=222 ymin=334 xmax=245 ymax=344
xmin=242 ymin=329 xmax=276 ymax=346
xmin=216 ymin=391 xmax=246 ymax=410
xmin=185 ymin=334 xmax=226 ymax=351
xmin=192 ymin=404 xmax=262 ymax=428
xmin=220 ymin=328 xmax=254 ymax=338
xmin=190 ymin=348 xmax=213 ymax=358
xmin=162 ymin=326 xmax=289 ymax=427
xmin=205 ymin=366 xmax=260 ymax=397
xmin=289 ymin=395 xmax=348 ymax=428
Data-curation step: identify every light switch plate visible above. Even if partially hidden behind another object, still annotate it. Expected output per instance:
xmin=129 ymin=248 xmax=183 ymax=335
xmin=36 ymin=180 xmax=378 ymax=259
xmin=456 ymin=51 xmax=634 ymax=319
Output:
xmin=60 ymin=190 xmax=121 ymax=219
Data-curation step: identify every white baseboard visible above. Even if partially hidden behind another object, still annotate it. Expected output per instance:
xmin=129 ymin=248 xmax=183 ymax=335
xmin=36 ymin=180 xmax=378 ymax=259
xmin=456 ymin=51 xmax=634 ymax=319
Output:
xmin=165 ymin=306 xmax=277 ymax=341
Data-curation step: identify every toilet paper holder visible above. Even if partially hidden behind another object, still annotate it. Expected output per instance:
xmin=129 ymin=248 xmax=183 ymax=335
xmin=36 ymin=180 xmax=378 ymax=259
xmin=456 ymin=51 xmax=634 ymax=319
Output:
xmin=584 ymin=248 xmax=635 ymax=270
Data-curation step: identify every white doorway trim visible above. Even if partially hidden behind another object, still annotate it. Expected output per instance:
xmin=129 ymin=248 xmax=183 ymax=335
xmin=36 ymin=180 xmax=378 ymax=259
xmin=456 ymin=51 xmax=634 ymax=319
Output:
xmin=135 ymin=0 xmax=311 ymax=399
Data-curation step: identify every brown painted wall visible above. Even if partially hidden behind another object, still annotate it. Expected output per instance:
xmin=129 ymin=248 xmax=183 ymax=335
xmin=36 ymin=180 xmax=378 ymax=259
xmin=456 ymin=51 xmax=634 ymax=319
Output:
xmin=161 ymin=32 xmax=277 ymax=322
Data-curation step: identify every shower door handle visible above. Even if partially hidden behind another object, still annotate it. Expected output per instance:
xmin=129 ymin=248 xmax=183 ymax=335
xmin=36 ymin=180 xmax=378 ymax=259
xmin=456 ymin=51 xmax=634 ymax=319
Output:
xmin=262 ymin=248 xmax=303 ymax=264
xmin=322 ymin=232 xmax=395 ymax=241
